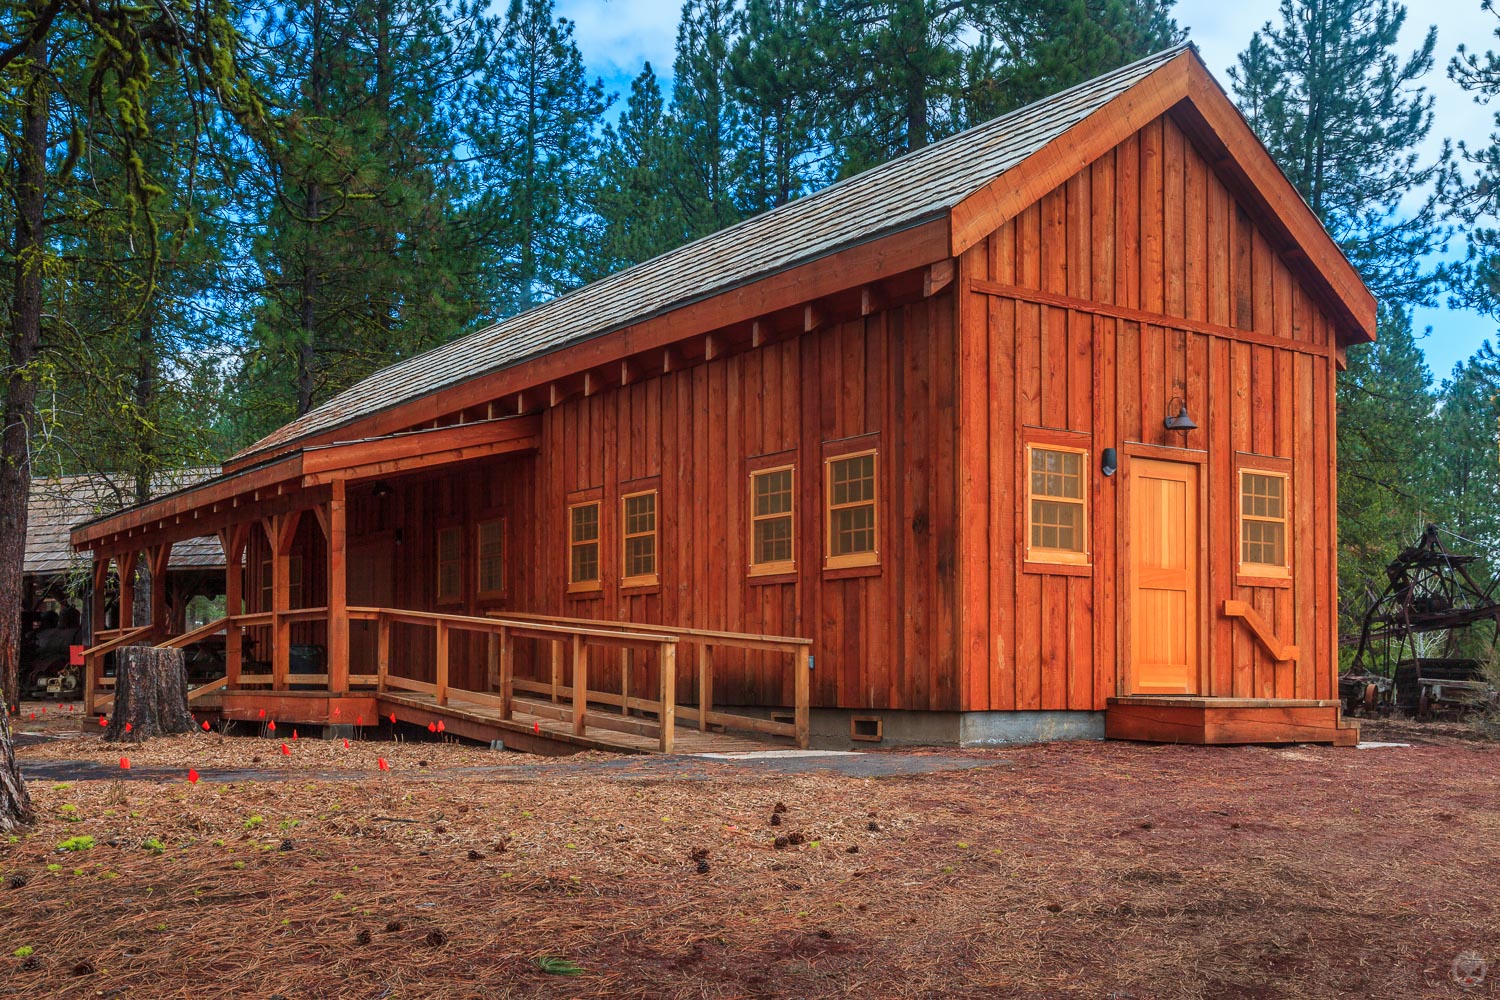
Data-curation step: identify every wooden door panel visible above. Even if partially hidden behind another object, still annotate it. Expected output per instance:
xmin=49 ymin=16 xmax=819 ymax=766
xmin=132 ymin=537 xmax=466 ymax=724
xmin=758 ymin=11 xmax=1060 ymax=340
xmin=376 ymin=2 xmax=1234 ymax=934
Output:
xmin=1129 ymin=459 xmax=1200 ymax=694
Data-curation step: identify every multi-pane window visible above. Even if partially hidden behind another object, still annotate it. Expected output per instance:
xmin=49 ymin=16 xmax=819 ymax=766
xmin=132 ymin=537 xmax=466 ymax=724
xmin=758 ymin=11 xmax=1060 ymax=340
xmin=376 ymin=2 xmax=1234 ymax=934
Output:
xmin=1027 ymin=445 xmax=1087 ymax=564
xmin=1240 ymin=471 xmax=1289 ymax=573
xmin=751 ymin=467 xmax=795 ymax=574
xmin=436 ymin=526 xmax=462 ymax=602
xmin=476 ymin=519 xmax=504 ymax=598
xmin=568 ymin=501 xmax=601 ymax=591
xmin=622 ymin=490 xmax=658 ymax=585
xmin=825 ymin=451 xmax=878 ymax=568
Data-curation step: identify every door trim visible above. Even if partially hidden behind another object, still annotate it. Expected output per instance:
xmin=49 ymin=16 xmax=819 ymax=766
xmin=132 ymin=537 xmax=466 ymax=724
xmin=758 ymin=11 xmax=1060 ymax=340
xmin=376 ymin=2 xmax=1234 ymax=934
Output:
xmin=1119 ymin=446 xmax=1210 ymax=697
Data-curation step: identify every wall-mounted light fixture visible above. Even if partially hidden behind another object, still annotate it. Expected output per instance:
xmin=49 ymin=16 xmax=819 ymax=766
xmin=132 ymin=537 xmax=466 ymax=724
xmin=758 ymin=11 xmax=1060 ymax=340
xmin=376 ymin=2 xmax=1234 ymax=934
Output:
xmin=1163 ymin=395 xmax=1197 ymax=433
xmin=1100 ymin=447 xmax=1118 ymax=476
xmin=372 ymin=481 xmax=393 ymax=499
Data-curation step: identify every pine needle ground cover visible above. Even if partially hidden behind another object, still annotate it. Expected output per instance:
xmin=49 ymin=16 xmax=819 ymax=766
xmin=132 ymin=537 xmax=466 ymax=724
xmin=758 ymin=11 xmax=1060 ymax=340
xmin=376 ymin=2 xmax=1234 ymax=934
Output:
xmin=0 ymin=723 xmax=1496 ymax=998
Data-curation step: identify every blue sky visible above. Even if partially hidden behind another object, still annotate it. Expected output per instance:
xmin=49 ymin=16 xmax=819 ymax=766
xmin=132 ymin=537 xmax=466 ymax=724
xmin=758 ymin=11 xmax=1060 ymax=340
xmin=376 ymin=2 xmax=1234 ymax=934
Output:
xmin=558 ymin=0 xmax=1498 ymax=382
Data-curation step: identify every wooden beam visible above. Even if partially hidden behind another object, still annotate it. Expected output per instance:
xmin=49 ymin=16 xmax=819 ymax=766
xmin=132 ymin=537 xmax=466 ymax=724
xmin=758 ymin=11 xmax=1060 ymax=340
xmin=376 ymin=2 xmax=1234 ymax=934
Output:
xmin=860 ymin=284 xmax=887 ymax=316
xmin=803 ymin=303 xmax=824 ymax=332
xmin=116 ymin=550 xmax=137 ymax=630
xmin=222 ymin=529 xmax=243 ymax=691
xmin=620 ymin=358 xmax=638 ymax=386
xmin=571 ymin=634 xmax=587 ymax=736
xmin=924 ymin=258 xmax=955 ymax=297
xmin=751 ymin=320 xmax=767 ymax=348
xmin=326 ymin=480 xmax=349 ymax=695
xmin=1223 ymin=600 xmax=1299 ymax=662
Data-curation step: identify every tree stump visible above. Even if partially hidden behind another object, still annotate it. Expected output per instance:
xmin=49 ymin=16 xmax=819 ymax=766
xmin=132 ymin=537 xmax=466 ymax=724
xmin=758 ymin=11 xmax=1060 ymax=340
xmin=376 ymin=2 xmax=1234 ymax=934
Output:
xmin=106 ymin=646 xmax=195 ymax=743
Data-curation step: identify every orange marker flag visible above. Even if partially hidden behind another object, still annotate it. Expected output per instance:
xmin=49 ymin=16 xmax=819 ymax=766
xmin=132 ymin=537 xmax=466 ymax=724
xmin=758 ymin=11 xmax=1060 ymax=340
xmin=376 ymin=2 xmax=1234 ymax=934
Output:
xmin=342 ymin=739 xmax=350 ymax=750
xmin=427 ymin=722 xmax=437 ymax=733
xmin=356 ymin=715 xmax=363 ymax=725
xmin=124 ymin=722 xmax=133 ymax=733
xmin=292 ymin=729 xmax=298 ymax=740
xmin=258 ymin=708 xmax=266 ymax=718
xmin=98 ymin=716 xmax=107 ymax=727
xmin=389 ymin=712 xmax=397 ymax=724
xmin=534 ymin=721 xmax=540 ymax=734
xmin=202 ymin=720 xmax=211 ymax=731
xmin=187 ymin=768 xmax=200 ymax=785
xmin=267 ymin=720 xmax=276 ymax=732
xmin=119 ymin=757 xmax=130 ymax=770
xmin=436 ymin=720 xmax=445 ymax=733
xmin=377 ymin=757 xmax=390 ymax=771
xmin=333 ymin=706 xmax=341 ymax=717
xmin=280 ymin=743 xmax=291 ymax=756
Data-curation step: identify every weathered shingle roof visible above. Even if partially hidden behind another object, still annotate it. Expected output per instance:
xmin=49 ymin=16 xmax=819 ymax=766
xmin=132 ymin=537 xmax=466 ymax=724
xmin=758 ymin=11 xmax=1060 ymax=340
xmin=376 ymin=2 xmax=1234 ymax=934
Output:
xmin=241 ymin=45 xmax=1192 ymax=460
xmin=29 ymin=471 xmax=224 ymax=576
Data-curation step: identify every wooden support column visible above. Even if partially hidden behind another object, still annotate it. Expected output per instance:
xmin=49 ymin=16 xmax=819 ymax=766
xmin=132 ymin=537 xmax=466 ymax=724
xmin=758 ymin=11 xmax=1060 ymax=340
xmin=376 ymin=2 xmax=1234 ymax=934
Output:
xmin=435 ymin=621 xmax=450 ymax=706
xmin=698 ymin=646 xmax=713 ymax=733
xmin=89 ymin=558 xmax=109 ymax=643
xmin=148 ymin=542 xmax=173 ymax=638
xmin=660 ymin=643 xmax=677 ymax=753
xmin=377 ymin=615 xmax=391 ymax=692
xmin=551 ymin=639 xmax=562 ymax=703
xmin=116 ymin=550 xmax=137 ymax=633
xmin=571 ymin=635 xmax=587 ymax=735
xmin=486 ymin=634 xmax=499 ymax=692
xmin=326 ymin=480 xmax=350 ymax=694
xmin=621 ymin=647 xmax=632 ymax=717
xmin=265 ymin=512 xmax=300 ymax=691
xmin=220 ymin=525 xmax=249 ymax=691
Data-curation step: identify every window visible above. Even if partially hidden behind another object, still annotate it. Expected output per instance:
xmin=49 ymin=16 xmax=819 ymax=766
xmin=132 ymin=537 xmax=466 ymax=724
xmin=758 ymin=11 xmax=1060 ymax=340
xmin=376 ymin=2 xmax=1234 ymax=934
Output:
xmin=436 ymin=526 xmax=462 ymax=602
xmin=288 ymin=555 xmax=303 ymax=609
xmin=1240 ymin=470 xmax=1289 ymax=574
xmin=1027 ymin=444 xmax=1088 ymax=564
xmin=621 ymin=490 xmax=658 ymax=586
xmin=825 ymin=451 xmax=878 ymax=569
xmin=259 ymin=558 xmax=272 ymax=611
xmin=568 ymin=501 xmax=601 ymax=592
xmin=476 ymin=518 xmax=504 ymax=598
xmin=750 ymin=466 xmax=795 ymax=575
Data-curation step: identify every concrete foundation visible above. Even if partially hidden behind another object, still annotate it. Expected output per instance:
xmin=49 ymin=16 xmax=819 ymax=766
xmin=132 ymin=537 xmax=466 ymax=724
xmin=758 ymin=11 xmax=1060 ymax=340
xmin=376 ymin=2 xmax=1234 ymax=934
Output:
xmin=723 ymin=707 xmax=1106 ymax=750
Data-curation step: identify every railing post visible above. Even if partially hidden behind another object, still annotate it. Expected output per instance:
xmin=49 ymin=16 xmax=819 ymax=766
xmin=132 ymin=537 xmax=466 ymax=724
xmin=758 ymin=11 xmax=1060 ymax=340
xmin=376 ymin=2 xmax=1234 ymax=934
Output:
xmin=621 ymin=647 xmax=632 ymax=717
xmin=698 ymin=645 xmax=713 ymax=733
xmin=84 ymin=652 xmax=98 ymax=716
xmin=571 ymin=634 xmax=587 ymax=735
xmin=486 ymin=632 xmax=499 ymax=692
xmin=499 ymin=626 xmax=514 ymax=721
xmin=659 ymin=642 xmax=676 ymax=753
xmin=794 ymin=647 xmax=811 ymax=749
xmin=551 ymin=639 xmax=562 ymax=703
xmin=377 ymin=614 xmax=391 ymax=693
xmin=435 ymin=621 xmax=449 ymax=706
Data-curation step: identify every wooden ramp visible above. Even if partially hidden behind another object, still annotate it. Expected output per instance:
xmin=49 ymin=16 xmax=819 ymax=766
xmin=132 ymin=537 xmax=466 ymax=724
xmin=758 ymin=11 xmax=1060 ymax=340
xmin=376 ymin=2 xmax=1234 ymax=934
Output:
xmin=1106 ymin=696 xmax=1359 ymax=746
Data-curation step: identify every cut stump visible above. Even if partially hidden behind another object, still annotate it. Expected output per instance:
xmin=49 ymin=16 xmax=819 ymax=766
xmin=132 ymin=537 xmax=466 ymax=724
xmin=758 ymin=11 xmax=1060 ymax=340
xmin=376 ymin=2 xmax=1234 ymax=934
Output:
xmin=106 ymin=646 xmax=195 ymax=743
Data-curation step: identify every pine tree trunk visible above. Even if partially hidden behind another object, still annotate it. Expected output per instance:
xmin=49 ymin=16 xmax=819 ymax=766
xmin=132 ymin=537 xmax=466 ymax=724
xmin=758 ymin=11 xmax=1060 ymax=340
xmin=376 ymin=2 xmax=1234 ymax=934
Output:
xmin=105 ymin=646 xmax=195 ymax=743
xmin=0 ymin=711 xmax=33 ymax=835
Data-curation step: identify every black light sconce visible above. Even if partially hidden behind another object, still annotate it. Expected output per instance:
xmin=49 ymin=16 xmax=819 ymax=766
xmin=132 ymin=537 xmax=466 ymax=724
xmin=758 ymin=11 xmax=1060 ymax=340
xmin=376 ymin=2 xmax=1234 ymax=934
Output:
xmin=1163 ymin=395 xmax=1198 ymax=433
xmin=1100 ymin=447 xmax=1117 ymax=476
xmin=372 ymin=480 xmax=393 ymax=499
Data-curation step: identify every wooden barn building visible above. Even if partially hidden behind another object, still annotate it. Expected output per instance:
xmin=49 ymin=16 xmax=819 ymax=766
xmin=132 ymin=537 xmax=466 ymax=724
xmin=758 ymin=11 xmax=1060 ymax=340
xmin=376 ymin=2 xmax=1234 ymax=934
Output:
xmin=71 ymin=45 xmax=1367 ymax=751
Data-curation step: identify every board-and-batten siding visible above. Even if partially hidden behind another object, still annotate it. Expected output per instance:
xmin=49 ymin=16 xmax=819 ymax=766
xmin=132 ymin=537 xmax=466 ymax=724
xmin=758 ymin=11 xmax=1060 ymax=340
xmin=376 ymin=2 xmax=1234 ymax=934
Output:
xmin=339 ymin=295 xmax=964 ymax=713
xmin=956 ymin=111 xmax=1339 ymax=714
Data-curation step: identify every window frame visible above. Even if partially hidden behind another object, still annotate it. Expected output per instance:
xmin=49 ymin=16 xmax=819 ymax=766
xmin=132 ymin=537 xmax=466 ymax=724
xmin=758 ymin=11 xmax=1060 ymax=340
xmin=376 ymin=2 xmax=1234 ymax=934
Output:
xmin=566 ymin=498 xmax=603 ymax=595
xmin=1024 ymin=441 xmax=1091 ymax=568
xmin=435 ymin=524 xmax=464 ymax=605
xmin=823 ymin=448 xmax=879 ymax=571
xmin=475 ymin=517 xmax=506 ymax=601
xmin=749 ymin=463 xmax=796 ymax=577
xmin=1237 ymin=466 xmax=1292 ymax=582
xmin=620 ymin=488 xmax=660 ymax=589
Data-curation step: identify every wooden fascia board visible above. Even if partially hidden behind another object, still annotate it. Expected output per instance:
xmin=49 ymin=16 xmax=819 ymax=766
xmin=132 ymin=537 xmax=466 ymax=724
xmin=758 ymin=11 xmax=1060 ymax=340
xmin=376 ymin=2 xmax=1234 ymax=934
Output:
xmin=949 ymin=51 xmax=1193 ymax=258
xmin=947 ymin=49 xmax=1376 ymax=346
xmin=300 ymin=416 xmax=541 ymax=480
xmin=80 ymin=488 xmax=325 ymax=559
xmin=224 ymin=218 xmax=952 ymax=469
xmin=300 ymin=434 xmax=541 ymax=487
xmin=70 ymin=453 xmax=305 ymax=551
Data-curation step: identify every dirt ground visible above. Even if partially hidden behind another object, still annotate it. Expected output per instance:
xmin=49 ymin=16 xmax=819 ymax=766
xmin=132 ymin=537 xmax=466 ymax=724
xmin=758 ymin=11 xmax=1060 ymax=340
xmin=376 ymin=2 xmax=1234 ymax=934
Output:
xmin=0 ymin=707 xmax=1496 ymax=999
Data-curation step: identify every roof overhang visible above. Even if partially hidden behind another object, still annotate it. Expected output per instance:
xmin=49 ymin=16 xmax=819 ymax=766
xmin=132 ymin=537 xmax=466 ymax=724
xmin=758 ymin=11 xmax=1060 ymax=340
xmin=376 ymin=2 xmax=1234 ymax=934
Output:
xmin=70 ymin=416 xmax=541 ymax=553
xmin=949 ymin=47 xmax=1377 ymax=346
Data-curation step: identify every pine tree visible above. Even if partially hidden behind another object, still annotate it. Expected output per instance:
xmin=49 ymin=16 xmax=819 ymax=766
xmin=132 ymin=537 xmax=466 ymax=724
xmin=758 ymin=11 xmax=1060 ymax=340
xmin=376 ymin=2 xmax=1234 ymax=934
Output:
xmin=1228 ymin=0 xmax=1448 ymax=306
xmin=585 ymin=64 xmax=687 ymax=279
xmin=1447 ymin=2 xmax=1500 ymax=325
xmin=1427 ymin=349 xmax=1500 ymax=556
xmin=729 ymin=0 xmax=825 ymax=212
xmin=666 ymin=0 xmax=747 ymax=238
xmin=466 ymin=0 xmax=609 ymax=314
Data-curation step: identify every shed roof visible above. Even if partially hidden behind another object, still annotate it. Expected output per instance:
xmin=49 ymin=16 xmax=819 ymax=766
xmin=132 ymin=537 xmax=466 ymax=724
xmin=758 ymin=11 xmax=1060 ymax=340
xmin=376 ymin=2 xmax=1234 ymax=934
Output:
xmin=29 ymin=472 xmax=224 ymax=576
xmin=240 ymin=44 xmax=1194 ymax=461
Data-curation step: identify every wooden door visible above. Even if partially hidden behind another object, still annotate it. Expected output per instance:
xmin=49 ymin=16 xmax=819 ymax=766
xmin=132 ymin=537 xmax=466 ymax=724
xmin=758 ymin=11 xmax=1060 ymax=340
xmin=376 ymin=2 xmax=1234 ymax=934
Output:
xmin=1127 ymin=459 xmax=1200 ymax=694
xmin=348 ymin=534 xmax=395 ymax=671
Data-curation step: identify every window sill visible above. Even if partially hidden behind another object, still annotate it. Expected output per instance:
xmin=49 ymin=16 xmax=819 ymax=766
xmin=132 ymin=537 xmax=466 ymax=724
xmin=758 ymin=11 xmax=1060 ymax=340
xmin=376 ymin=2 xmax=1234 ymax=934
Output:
xmin=749 ymin=570 xmax=797 ymax=586
xmin=1236 ymin=573 xmax=1292 ymax=589
xmin=1022 ymin=560 xmax=1092 ymax=578
xmin=620 ymin=581 xmax=661 ymax=597
xmin=823 ymin=563 xmax=881 ymax=581
xmin=566 ymin=583 xmax=602 ymax=598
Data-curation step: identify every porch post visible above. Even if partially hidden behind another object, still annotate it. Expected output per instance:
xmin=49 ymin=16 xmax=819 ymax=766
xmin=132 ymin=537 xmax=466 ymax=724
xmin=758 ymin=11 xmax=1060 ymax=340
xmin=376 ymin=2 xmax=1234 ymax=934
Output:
xmin=266 ymin=512 xmax=300 ymax=691
xmin=326 ymin=480 xmax=349 ymax=694
xmin=148 ymin=542 xmax=173 ymax=639
xmin=116 ymin=550 xmax=137 ymax=632
xmin=89 ymin=556 xmax=108 ymax=643
xmin=220 ymin=526 xmax=247 ymax=690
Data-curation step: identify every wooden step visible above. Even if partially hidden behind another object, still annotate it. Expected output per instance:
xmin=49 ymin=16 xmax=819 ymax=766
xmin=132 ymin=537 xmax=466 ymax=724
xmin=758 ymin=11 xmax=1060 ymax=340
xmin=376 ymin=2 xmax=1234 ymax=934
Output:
xmin=1106 ymin=696 xmax=1357 ymax=746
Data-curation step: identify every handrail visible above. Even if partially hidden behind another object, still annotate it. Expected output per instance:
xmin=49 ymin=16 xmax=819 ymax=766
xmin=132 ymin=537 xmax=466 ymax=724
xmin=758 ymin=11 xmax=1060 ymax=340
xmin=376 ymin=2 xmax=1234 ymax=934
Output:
xmin=82 ymin=624 xmax=156 ymax=659
xmin=1223 ymin=600 xmax=1299 ymax=662
xmin=484 ymin=609 xmax=811 ymax=747
xmin=159 ymin=617 xmax=231 ymax=650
